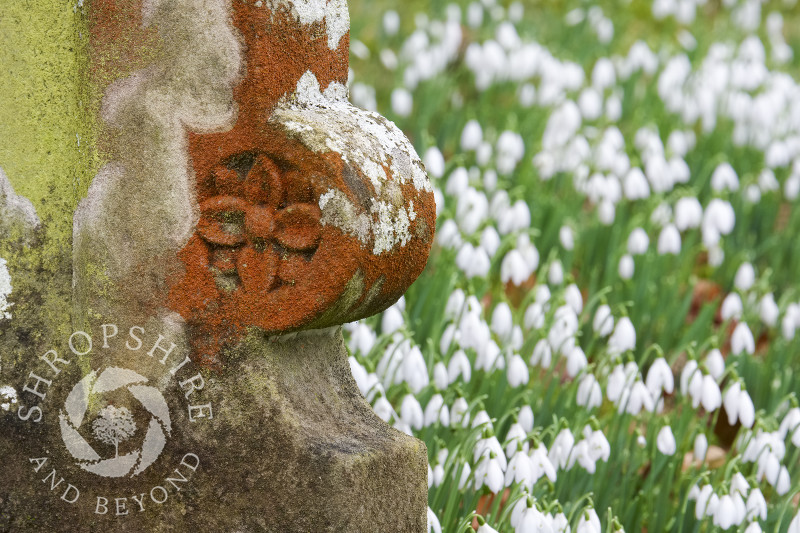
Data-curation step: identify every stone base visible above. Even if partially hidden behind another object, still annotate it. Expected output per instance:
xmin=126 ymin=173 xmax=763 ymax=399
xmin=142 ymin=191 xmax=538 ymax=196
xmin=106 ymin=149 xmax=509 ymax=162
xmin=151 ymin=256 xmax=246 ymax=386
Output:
xmin=0 ymin=328 xmax=428 ymax=532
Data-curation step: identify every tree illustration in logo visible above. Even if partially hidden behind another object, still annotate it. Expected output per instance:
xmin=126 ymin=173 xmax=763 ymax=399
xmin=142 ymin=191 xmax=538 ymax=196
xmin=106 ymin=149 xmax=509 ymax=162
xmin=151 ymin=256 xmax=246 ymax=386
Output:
xmin=59 ymin=367 xmax=172 ymax=478
xmin=91 ymin=405 xmax=137 ymax=459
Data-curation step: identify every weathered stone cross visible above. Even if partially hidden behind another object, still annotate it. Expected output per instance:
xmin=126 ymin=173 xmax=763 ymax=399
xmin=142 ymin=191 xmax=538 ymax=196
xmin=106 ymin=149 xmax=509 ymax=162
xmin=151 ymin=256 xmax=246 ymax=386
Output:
xmin=1 ymin=1 xmax=434 ymax=531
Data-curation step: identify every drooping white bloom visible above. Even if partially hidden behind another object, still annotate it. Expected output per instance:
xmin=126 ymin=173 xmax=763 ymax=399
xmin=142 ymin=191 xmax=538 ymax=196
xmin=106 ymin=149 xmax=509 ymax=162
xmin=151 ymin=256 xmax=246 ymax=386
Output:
xmin=518 ymin=405 xmax=534 ymax=433
xmin=646 ymin=357 xmax=674 ymax=398
xmin=548 ymin=305 xmax=579 ymax=355
xmin=507 ymin=354 xmax=530 ymax=387
xmin=548 ymin=260 xmax=564 ymax=285
xmin=505 ymin=449 xmax=534 ymax=488
xmin=504 ymin=422 xmax=529 ymax=458
xmin=566 ymin=346 xmax=588 ymax=378
xmin=576 ymin=508 xmax=601 ymax=533
xmin=608 ymin=317 xmax=636 ymax=355
xmin=446 ymin=166 xmax=469 ymax=196
xmin=694 ymin=433 xmax=708 ymax=462
xmin=427 ymin=507 xmax=442 ymax=533
xmin=621 ymin=380 xmax=655 ymax=415
xmin=565 ymin=284 xmax=583 ymax=314
xmin=713 ymin=494 xmax=737 ymax=529
xmin=746 ymin=488 xmax=767 ymax=521
xmin=711 ymin=162 xmax=740 ymax=192
xmin=423 ymin=146 xmax=446 ymax=179
xmin=401 ymin=394 xmax=424 ymax=430
xmin=461 ymin=119 xmax=483 ymax=151
xmin=480 ymin=226 xmax=501 ymax=258
xmin=501 ymin=249 xmax=530 ymax=286
xmin=549 ymin=428 xmax=575 ymax=470
xmin=577 ymin=374 xmax=603 ymax=410
xmin=403 ymin=346 xmax=430 ymax=393
xmin=424 ymin=394 xmax=448 ymax=427
xmin=391 ymin=88 xmax=413 ymax=117
xmin=675 ymin=196 xmax=703 ymax=230
xmin=720 ymin=293 xmax=743 ymax=321
xmin=624 ymin=167 xmax=651 ymax=200
xmin=702 ymin=199 xmax=736 ymax=246
xmin=450 ymin=397 xmax=469 ymax=427
xmin=559 ymin=225 xmax=575 ymax=251
xmin=731 ymin=322 xmax=756 ymax=355
xmin=657 ymin=425 xmax=677 ymax=455
xmin=759 ymin=293 xmax=779 ymax=327
xmin=593 ymin=304 xmax=614 ymax=337
xmin=700 ymin=374 xmax=722 ymax=412
xmin=618 ymin=254 xmax=634 ymax=280
xmin=734 ymin=263 xmax=756 ymax=292
xmin=373 ymin=396 xmax=394 ymax=422
xmin=530 ymin=444 xmax=557 ymax=483
xmin=704 ymin=349 xmax=725 ymax=380
xmin=491 ymin=302 xmax=514 ymax=343
xmin=657 ymin=224 xmax=681 ymax=254
xmin=447 ymin=350 xmax=471 ymax=384
xmin=530 ymin=338 xmax=552 ymax=368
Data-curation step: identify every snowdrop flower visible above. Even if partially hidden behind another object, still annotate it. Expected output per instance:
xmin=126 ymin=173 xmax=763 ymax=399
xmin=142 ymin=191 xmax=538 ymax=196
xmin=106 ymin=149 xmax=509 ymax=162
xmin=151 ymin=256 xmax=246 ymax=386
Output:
xmin=433 ymin=362 xmax=448 ymax=391
xmin=450 ymin=397 xmax=469 ymax=427
xmin=680 ymin=359 xmax=700 ymax=396
xmin=646 ymin=357 xmax=674 ymax=398
xmin=383 ymin=10 xmax=400 ymax=35
xmin=549 ymin=428 xmax=575 ymax=470
xmin=657 ymin=425 xmax=677 ymax=455
xmin=401 ymin=394 xmax=424 ymax=430
xmin=651 ymin=202 xmax=673 ymax=227
xmin=530 ymin=338 xmax=552 ymax=369
xmin=700 ymin=374 xmax=722 ymax=412
xmin=504 ymin=422 xmax=529 ymax=458
xmin=730 ymin=472 xmax=749 ymax=499
xmin=373 ymin=396 xmax=394 ymax=422
xmin=507 ymin=354 xmax=530 ymax=387
xmin=657 ymin=224 xmax=681 ymax=255
xmin=559 ymin=225 xmax=575 ymax=251
xmin=456 ymin=188 xmax=488 ymax=235
xmin=474 ymin=454 xmax=505 ymax=494
xmin=746 ymin=488 xmax=767 ymax=521
xmin=731 ymin=322 xmax=756 ymax=355
xmin=744 ymin=522 xmax=762 ymax=533
xmin=734 ymin=263 xmax=756 ymax=292
xmin=501 ymin=250 xmax=530 ymax=286
xmin=456 ymin=243 xmax=491 ymax=279
xmin=461 ymin=119 xmax=483 ymax=151
xmin=472 ymin=410 xmax=493 ymax=430
xmin=577 ymin=374 xmax=603 ymax=409
xmin=713 ymin=494 xmax=737 ymax=529
xmin=518 ymin=405 xmax=534 ymax=433
xmin=349 ymin=322 xmax=377 ymax=356
xmin=609 ymin=317 xmax=636 ymax=355
xmin=447 ymin=350 xmax=471 ymax=384
xmin=391 ymin=88 xmax=413 ymax=117
xmin=758 ymin=293 xmax=779 ymax=327
xmin=496 ymin=131 xmax=525 ymax=175
xmin=576 ymin=508 xmax=601 ymax=533
xmin=524 ymin=303 xmax=546 ymax=331
xmin=423 ymin=147 xmax=446 ymax=179
xmin=618 ymin=254 xmax=634 ymax=280
xmin=675 ymin=197 xmax=703 ymax=230
xmin=382 ymin=307 xmax=405 ymax=334
xmin=593 ymin=304 xmax=614 ymax=337
xmin=721 ymin=293 xmax=743 ymax=321
xmin=480 ymin=226 xmax=501 ymax=257
xmin=424 ymin=394 xmax=448 ymax=427
xmin=565 ymin=284 xmax=583 ymax=314
xmin=779 ymin=407 xmax=800 ymax=440
xmin=437 ymin=219 xmax=462 ymax=249
xmin=711 ymin=162 xmax=739 ymax=192
xmin=782 ymin=303 xmax=800 ymax=340
xmin=621 ymin=381 xmax=655 ymax=415
xmin=505 ymin=449 xmax=535 ymax=488
xmin=776 ymin=466 xmax=790 ymax=495
xmin=578 ymin=88 xmax=603 ymax=121
xmin=529 ymin=444 xmax=557 ymax=484
xmin=446 ymin=167 xmax=469 ymax=196
xmin=788 ymin=510 xmax=800 ymax=533
xmin=607 ymin=363 xmax=636 ymax=403
xmin=704 ymin=349 xmax=725 ymax=380
xmin=598 ymin=200 xmax=616 ymax=226
xmin=702 ymin=199 xmax=736 ymax=245
xmin=403 ymin=346 xmax=430 ymax=394
xmin=491 ymin=303 xmax=513 ymax=342
xmin=427 ymin=507 xmax=442 ymax=533
xmin=548 ymin=260 xmax=564 ymax=285
xmin=566 ymin=346 xmax=588 ymax=378
xmin=695 ymin=485 xmax=718 ymax=520
xmin=623 ymin=167 xmax=651 ymax=200
xmin=627 ymin=228 xmax=649 ymax=255
xmin=548 ymin=305 xmax=579 ymax=355
xmin=694 ymin=433 xmax=708 ymax=462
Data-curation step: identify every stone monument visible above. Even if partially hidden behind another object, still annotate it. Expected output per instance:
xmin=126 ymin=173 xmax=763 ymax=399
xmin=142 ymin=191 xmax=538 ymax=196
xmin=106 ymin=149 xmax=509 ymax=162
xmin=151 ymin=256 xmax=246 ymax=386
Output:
xmin=0 ymin=0 xmax=435 ymax=531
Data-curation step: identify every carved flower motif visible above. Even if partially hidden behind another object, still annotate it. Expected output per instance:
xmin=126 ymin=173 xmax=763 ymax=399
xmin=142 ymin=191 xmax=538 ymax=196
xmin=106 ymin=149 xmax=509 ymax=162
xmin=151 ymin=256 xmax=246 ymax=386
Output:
xmin=196 ymin=152 xmax=322 ymax=292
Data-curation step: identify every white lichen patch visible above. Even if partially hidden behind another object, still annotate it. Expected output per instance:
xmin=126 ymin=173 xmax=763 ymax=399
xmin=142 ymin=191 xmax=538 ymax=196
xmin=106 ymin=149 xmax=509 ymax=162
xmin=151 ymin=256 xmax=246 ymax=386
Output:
xmin=0 ymin=385 xmax=18 ymax=411
xmin=75 ymin=0 xmax=242 ymax=303
xmin=0 ymin=166 xmax=40 ymax=233
xmin=273 ymin=71 xmax=431 ymax=255
xmin=0 ymin=258 xmax=12 ymax=320
xmin=257 ymin=0 xmax=349 ymax=50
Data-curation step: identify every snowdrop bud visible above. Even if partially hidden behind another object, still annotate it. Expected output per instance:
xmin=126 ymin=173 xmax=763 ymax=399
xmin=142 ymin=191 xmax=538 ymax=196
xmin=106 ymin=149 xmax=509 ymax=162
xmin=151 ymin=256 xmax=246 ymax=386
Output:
xmin=577 ymin=374 xmax=603 ymax=409
xmin=758 ymin=293 xmax=779 ymax=327
xmin=460 ymin=119 xmax=483 ymax=151
xmin=433 ymin=362 xmax=449 ymax=391
xmin=559 ymin=225 xmax=575 ymax=251
xmin=565 ymin=284 xmax=583 ymax=314
xmin=391 ymin=88 xmax=413 ymax=117
xmin=721 ymin=293 xmax=743 ymax=321
xmin=675 ymin=196 xmax=703 ymax=230
xmin=423 ymin=147 xmax=446 ymax=179
xmin=609 ymin=317 xmax=636 ymax=354
xmin=705 ymin=349 xmax=725 ymax=380
xmin=657 ymin=425 xmax=677 ymax=455
xmin=616 ymin=254 xmax=636 ymax=281
xmin=566 ymin=346 xmax=588 ymax=378
xmin=507 ymin=354 xmax=530 ymax=387
xmin=627 ymin=228 xmax=649 ymax=255
xmin=694 ymin=433 xmax=708 ymax=462
xmin=530 ymin=338 xmax=552 ymax=368
xmin=711 ymin=162 xmax=740 ymax=192
xmin=701 ymin=374 xmax=722 ymax=412
xmin=734 ymin=263 xmax=756 ymax=292
xmin=731 ymin=322 xmax=756 ymax=355
xmin=657 ymin=224 xmax=681 ymax=254
xmin=776 ymin=466 xmax=790 ymax=495
xmin=548 ymin=260 xmax=564 ymax=285
xmin=491 ymin=303 xmax=513 ymax=342
xmin=593 ymin=304 xmax=615 ymax=337
xmin=501 ymin=250 xmax=530 ymax=286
